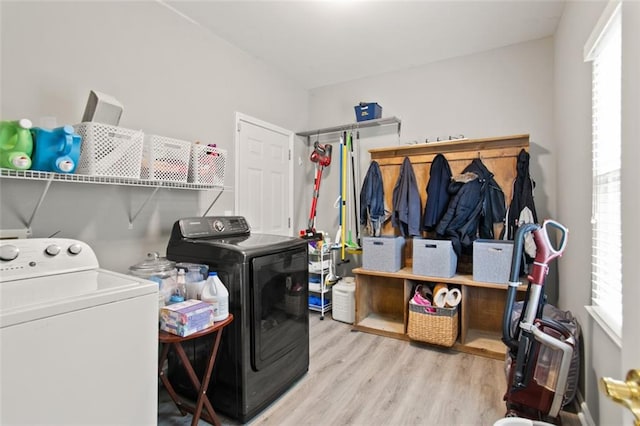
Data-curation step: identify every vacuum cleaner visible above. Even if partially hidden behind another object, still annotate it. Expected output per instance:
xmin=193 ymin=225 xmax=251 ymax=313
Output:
xmin=502 ymin=220 xmax=580 ymax=423
xmin=300 ymin=140 xmax=332 ymax=240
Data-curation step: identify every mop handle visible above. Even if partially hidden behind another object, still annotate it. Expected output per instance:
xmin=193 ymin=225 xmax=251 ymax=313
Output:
xmin=341 ymin=132 xmax=348 ymax=260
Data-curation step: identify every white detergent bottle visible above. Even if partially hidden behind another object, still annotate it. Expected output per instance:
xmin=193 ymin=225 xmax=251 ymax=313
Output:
xmin=201 ymin=272 xmax=229 ymax=321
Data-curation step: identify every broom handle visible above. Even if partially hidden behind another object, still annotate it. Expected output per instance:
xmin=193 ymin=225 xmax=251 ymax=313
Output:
xmin=341 ymin=132 xmax=348 ymax=260
xmin=350 ymin=131 xmax=360 ymax=244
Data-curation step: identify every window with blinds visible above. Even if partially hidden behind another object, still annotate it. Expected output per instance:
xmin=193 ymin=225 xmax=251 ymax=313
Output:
xmin=585 ymin=2 xmax=622 ymax=338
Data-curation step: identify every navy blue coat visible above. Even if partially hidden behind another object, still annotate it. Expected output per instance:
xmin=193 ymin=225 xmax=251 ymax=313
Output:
xmin=436 ymin=159 xmax=506 ymax=256
xmin=360 ymin=161 xmax=386 ymax=236
xmin=435 ymin=174 xmax=483 ymax=256
xmin=391 ymin=157 xmax=422 ymax=237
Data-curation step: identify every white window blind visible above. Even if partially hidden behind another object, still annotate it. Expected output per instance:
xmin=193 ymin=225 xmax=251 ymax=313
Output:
xmin=585 ymin=2 xmax=622 ymax=337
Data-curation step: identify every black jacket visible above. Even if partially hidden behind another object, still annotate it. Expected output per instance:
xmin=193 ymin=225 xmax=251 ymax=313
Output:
xmin=505 ymin=149 xmax=537 ymax=240
xmin=423 ymin=154 xmax=452 ymax=231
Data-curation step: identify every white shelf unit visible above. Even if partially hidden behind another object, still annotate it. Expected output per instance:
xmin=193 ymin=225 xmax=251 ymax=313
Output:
xmin=308 ymin=247 xmax=332 ymax=319
xmin=0 ymin=168 xmax=230 ymax=233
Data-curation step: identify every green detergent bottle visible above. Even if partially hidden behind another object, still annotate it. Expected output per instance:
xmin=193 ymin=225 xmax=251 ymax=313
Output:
xmin=0 ymin=119 xmax=34 ymax=170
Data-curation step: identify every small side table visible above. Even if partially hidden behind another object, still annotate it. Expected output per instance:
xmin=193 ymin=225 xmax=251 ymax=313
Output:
xmin=158 ymin=314 xmax=234 ymax=426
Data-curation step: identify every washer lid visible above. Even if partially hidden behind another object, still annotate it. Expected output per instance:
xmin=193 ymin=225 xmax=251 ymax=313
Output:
xmin=0 ymin=269 xmax=157 ymax=328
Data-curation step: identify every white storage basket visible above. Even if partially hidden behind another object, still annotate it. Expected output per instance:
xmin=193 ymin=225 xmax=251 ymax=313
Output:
xmin=74 ymin=122 xmax=144 ymax=178
xmin=141 ymin=135 xmax=191 ymax=182
xmin=188 ymin=144 xmax=227 ymax=185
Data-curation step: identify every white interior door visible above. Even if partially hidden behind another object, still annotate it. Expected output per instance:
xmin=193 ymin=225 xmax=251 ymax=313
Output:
xmin=235 ymin=113 xmax=293 ymax=236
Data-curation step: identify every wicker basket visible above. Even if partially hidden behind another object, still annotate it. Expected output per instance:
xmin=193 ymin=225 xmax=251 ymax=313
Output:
xmin=407 ymin=300 xmax=459 ymax=347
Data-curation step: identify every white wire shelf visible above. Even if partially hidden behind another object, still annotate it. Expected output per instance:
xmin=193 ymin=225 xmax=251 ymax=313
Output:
xmin=1 ymin=168 xmax=230 ymax=232
xmin=309 ymin=282 xmax=333 ymax=294
xmin=309 ymin=302 xmax=332 ymax=313
xmin=0 ymin=168 xmax=228 ymax=190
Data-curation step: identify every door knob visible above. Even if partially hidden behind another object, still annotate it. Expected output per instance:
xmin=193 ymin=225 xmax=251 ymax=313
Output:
xmin=600 ymin=369 xmax=640 ymax=425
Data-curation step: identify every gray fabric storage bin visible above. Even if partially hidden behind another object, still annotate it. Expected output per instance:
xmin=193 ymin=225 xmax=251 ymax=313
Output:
xmin=362 ymin=236 xmax=405 ymax=272
xmin=473 ymin=239 xmax=514 ymax=283
xmin=412 ymin=238 xmax=457 ymax=278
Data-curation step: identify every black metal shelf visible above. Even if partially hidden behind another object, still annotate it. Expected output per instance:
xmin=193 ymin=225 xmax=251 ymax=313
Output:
xmin=296 ymin=116 xmax=401 ymax=138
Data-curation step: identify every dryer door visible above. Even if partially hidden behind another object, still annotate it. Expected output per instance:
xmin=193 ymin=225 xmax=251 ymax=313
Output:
xmin=250 ymin=246 xmax=308 ymax=371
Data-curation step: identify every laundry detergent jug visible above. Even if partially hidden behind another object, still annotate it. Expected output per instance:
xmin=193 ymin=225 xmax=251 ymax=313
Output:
xmin=31 ymin=125 xmax=82 ymax=173
xmin=0 ymin=119 xmax=34 ymax=170
xmin=201 ymin=272 xmax=229 ymax=321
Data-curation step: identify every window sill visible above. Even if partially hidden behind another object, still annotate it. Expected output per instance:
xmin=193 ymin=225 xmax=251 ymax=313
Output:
xmin=584 ymin=305 xmax=622 ymax=349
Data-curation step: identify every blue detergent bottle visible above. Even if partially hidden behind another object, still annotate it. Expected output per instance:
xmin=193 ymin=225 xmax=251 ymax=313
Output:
xmin=0 ymin=119 xmax=34 ymax=170
xmin=31 ymin=125 xmax=82 ymax=173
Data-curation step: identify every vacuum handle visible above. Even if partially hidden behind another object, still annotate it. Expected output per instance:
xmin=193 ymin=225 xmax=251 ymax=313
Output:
xmin=533 ymin=219 xmax=568 ymax=265
xmin=509 ymin=223 xmax=541 ymax=282
xmin=528 ymin=220 xmax=569 ymax=286
xmin=502 ymin=222 xmax=540 ymax=351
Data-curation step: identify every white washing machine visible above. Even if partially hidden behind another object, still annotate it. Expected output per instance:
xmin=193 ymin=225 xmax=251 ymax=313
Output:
xmin=0 ymin=238 xmax=158 ymax=426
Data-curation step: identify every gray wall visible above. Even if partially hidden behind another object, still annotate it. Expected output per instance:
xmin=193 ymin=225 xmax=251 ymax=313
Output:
xmin=306 ymin=37 xmax=557 ymax=292
xmin=620 ymin=8 xmax=640 ymax=426
xmin=554 ymin=1 xmax=639 ymax=424
xmin=0 ymin=1 xmax=308 ymax=273
xmin=2 ymin=2 xmax=637 ymax=423
xmin=308 ymin=36 xmax=555 ymax=222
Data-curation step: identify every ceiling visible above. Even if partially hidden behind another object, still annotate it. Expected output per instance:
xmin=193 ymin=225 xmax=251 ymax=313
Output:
xmin=163 ymin=0 xmax=566 ymax=90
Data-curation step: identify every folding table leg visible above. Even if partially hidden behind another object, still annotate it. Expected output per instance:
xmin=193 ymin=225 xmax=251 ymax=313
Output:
xmin=173 ymin=331 xmax=224 ymax=426
xmin=198 ymin=329 xmax=224 ymax=425
xmin=158 ymin=342 xmax=187 ymax=416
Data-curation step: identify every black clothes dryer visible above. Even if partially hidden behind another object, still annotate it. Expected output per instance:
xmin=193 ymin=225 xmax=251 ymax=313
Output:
xmin=166 ymin=216 xmax=309 ymax=422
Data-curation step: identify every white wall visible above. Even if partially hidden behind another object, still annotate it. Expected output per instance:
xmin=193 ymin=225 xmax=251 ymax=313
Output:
xmin=620 ymin=2 xmax=640 ymax=426
xmin=553 ymin=2 xmax=604 ymax=421
xmin=309 ymin=36 xmax=555 ymax=216
xmin=554 ymin=1 xmax=640 ymax=424
xmin=0 ymin=1 xmax=308 ymax=272
xmin=306 ymin=38 xmax=557 ymax=289
xmin=3 ymin=4 xmax=636 ymax=422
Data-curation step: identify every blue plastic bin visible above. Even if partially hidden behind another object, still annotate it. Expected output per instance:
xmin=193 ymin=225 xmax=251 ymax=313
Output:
xmin=354 ymin=103 xmax=382 ymax=122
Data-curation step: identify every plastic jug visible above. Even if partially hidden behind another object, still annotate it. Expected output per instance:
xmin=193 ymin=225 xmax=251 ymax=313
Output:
xmin=169 ymin=269 xmax=187 ymax=304
xmin=201 ymin=272 xmax=229 ymax=321
xmin=31 ymin=125 xmax=82 ymax=173
xmin=0 ymin=119 xmax=34 ymax=170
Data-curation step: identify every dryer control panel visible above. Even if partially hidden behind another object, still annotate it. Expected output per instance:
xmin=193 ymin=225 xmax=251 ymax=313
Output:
xmin=177 ymin=216 xmax=251 ymax=239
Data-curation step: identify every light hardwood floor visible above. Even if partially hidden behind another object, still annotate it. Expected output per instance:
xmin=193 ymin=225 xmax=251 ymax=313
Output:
xmin=159 ymin=313 xmax=581 ymax=426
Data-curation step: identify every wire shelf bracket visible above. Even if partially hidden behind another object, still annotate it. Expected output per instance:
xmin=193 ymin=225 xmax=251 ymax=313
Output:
xmin=1 ymin=168 xmax=230 ymax=233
